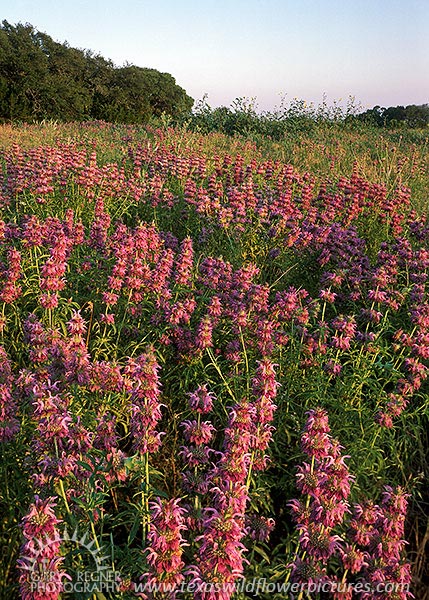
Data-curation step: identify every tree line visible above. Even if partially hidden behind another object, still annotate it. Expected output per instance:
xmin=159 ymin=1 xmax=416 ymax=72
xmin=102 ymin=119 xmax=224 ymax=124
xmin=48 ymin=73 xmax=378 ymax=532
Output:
xmin=0 ymin=21 xmax=193 ymax=123
xmin=188 ymin=96 xmax=429 ymax=140
xmin=1 ymin=21 xmax=427 ymax=130
xmin=355 ymin=104 xmax=429 ymax=128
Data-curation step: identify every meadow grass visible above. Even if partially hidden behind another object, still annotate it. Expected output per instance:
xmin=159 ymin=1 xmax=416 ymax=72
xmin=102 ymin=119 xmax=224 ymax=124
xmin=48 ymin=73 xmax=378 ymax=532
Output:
xmin=0 ymin=120 xmax=428 ymax=599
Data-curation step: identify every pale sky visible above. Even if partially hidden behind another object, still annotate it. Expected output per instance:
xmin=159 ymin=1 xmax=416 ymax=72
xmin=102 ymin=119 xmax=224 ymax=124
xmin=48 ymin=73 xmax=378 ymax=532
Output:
xmin=3 ymin=0 xmax=429 ymax=111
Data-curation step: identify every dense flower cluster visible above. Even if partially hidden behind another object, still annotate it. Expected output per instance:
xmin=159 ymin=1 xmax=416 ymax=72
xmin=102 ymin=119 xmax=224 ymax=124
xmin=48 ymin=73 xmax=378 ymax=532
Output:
xmin=125 ymin=349 xmax=165 ymax=455
xmin=142 ymin=498 xmax=187 ymax=599
xmin=0 ymin=123 xmax=425 ymax=598
xmin=349 ymin=487 xmax=412 ymax=599
xmin=288 ymin=410 xmax=412 ymax=598
xmin=17 ymin=496 xmax=70 ymax=600
xmin=0 ymin=345 xmax=19 ymax=441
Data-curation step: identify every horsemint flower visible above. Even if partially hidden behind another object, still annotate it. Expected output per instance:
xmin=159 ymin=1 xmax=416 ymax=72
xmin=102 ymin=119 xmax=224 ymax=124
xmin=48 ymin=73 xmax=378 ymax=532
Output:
xmin=0 ymin=345 xmax=19 ymax=441
xmin=288 ymin=408 xmax=354 ymax=586
xmin=17 ymin=495 xmax=71 ymax=600
xmin=140 ymin=497 xmax=187 ymax=599
xmin=125 ymin=349 xmax=165 ymax=455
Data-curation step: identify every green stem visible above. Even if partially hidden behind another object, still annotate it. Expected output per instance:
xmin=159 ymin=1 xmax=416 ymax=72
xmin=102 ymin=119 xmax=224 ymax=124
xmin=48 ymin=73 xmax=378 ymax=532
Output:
xmin=238 ymin=325 xmax=250 ymax=397
xmin=285 ymin=459 xmax=314 ymax=586
xmin=90 ymin=520 xmax=101 ymax=552
xmin=54 ymin=439 xmax=71 ymax=514
xmin=206 ymin=347 xmax=236 ymax=403
xmin=57 ymin=478 xmax=71 ymax=515
xmin=246 ymin=449 xmax=255 ymax=490
xmin=141 ymin=452 xmax=150 ymax=546
xmin=116 ymin=289 xmax=133 ymax=346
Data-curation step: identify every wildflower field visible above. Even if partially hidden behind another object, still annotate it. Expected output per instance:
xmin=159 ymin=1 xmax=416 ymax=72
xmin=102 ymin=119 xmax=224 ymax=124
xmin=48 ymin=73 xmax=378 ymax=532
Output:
xmin=0 ymin=120 xmax=428 ymax=599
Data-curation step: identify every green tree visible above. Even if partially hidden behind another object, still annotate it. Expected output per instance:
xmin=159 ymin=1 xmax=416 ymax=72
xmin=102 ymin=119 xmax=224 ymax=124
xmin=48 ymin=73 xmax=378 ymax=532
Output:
xmin=32 ymin=31 xmax=93 ymax=120
xmin=97 ymin=65 xmax=193 ymax=123
xmin=0 ymin=21 xmax=49 ymax=120
xmin=0 ymin=21 xmax=193 ymax=123
xmin=403 ymin=104 xmax=429 ymax=128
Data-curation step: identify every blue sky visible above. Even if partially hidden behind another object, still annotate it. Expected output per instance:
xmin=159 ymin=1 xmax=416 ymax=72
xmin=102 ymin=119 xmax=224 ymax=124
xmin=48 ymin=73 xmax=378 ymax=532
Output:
xmin=3 ymin=0 xmax=429 ymax=111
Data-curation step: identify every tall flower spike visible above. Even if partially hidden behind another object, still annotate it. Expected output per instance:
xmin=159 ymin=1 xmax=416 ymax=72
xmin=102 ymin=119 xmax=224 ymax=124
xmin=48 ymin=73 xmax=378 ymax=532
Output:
xmin=188 ymin=400 xmax=253 ymax=599
xmin=125 ymin=349 xmax=165 ymax=455
xmin=174 ymin=237 xmax=194 ymax=287
xmin=17 ymin=496 xmax=71 ymax=600
xmin=288 ymin=408 xmax=354 ymax=585
xmin=190 ymin=484 xmax=249 ymax=600
xmin=301 ymin=407 xmax=333 ymax=460
xmin=39 ymin=230 xmax=70 ymax=309
xmin=0 ymin=247 xmax=22 ymax=303
xmin=141 ymin=497 xmax=187 ymax=599
xmin=353 ymin=487 xmax=412 ymax=599
xmin=63 ymin=311 xmax=91 ymax=385
xmin=250 ymin=359 xmax=278 ymax=470
xmin=0 ymin=346 xmax=19 ymax=442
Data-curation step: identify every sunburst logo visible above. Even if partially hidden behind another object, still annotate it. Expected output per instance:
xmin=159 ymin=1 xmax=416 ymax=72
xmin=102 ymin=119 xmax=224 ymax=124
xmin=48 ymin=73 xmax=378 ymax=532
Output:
xmin=20 ymin=526 xmax=120 ymax=595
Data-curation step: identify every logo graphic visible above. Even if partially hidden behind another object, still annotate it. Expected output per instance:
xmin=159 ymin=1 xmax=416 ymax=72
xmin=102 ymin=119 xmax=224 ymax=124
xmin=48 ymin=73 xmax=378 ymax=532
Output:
xmin=21 ymin=526 xmax=120 ymax=595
